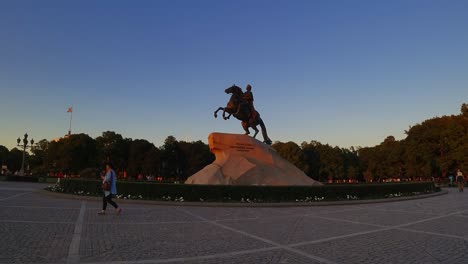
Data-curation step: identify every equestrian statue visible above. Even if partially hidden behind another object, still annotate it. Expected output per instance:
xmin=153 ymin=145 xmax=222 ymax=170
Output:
xmin=214 ymin=84 xmax=272 ymax=145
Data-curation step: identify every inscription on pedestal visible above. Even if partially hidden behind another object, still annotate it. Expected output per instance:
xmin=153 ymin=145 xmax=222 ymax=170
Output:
xmin=230 ymin=142 xmax=255 ymax=152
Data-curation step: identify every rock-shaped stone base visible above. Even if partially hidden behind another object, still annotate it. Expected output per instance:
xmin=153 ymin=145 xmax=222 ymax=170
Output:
xmin=185 ymin=133 xmax=321 ymax=186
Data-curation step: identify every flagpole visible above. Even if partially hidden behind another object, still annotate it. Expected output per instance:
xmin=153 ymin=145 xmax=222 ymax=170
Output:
xmin=68 ymin=107 xmax=73 ymax=136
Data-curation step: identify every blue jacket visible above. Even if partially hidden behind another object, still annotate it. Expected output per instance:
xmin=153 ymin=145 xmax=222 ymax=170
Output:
xmin=104 ymin=169 xmax=117 ymax=195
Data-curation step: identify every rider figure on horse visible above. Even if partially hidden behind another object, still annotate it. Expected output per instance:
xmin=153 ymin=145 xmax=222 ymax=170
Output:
xmin=215 ymin=84 xmax=272 ymax=145
xmin=236 ymin=84 xmax=257 ymax=123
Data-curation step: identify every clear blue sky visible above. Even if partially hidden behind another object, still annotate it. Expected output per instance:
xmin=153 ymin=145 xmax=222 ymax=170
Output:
xmin=1 ymin=0 xmax=467 ymax=150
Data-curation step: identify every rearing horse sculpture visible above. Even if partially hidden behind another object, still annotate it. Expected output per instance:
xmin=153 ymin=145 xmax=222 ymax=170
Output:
xmin=214 ymin=85 xmax=272 ymax=145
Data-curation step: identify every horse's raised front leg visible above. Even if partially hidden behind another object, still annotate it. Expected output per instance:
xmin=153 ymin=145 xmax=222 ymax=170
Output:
xmin=222 ymin=109 xmax=232 ymax=120
xmin=214 ymin=107 xmax=224 ymax=118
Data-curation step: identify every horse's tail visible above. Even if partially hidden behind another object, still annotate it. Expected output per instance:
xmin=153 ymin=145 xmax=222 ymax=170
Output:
xmin=258 ymin=117 xmax=272 ymax=145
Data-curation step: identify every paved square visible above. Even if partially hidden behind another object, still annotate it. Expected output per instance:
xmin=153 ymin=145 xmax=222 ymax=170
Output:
xmin=1 ymin=181 xmax=467 ymax=264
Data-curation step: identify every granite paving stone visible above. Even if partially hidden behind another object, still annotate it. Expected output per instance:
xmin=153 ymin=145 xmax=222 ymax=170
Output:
xmin=84 ymin=206 xmax=197 ymax=224
xmin=403 ymin=215 xmax=468 ymax=239
xmin=79 ymin=221 xmax=272 ymax=263
xmin=1 ymin=182 xmax=467 ymax=264
xmin=294 ymin=229 xmax=468 ymax=264
xmin=173 ymin=249 xmax=322 ymax=264
xmin=220 ymin=215 xmax=381 ymax=245
xmin=0 ymin=206 xmax=79 ymax=222
xmin=317 ymin=208 xmax=435 ymax=226
xmin=0 ymin=222 xmax=74 ymax=263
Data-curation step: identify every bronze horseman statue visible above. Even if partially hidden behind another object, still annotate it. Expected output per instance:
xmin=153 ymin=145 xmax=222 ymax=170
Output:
xmin=214 ymin=84 xmax=272 ymax=145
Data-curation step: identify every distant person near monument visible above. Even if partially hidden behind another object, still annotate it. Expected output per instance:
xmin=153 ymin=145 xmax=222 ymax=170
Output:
xmin=214 ymin=84 xmax=272 ymax=145
xmin=448 ymin=173 xmax=454 ymax=186
xmin=456 ymin=169 xmax=464 ymax=192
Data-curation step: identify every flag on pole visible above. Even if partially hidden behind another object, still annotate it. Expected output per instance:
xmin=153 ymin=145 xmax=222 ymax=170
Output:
xmin=67 ymin=107 xmax=73 ymax=113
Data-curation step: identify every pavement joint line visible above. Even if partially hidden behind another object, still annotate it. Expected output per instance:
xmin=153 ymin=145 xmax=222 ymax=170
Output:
xmin=42 ymin=206 xmax=370 ymax=225
xmin=3 ymin=183 xmax=466 ymax=264
xmin=0 ymin=207 xmax=363 ymax=226
xmin=361 ymin=207 xmax=441 ymax=216
xmin=309 ymin=215 xmax=385 ymax=228
xmin=0 ymin=205 xmax=81 ymax=209
xmin=83 ymin=246 xmax=282 ymax=264
xmin=310 ymin=215 xmax=468 ymax=242
xmin=0 ymin=187 xmax=38 ymax=191
xmin=156 ymin=207 xmax=364 ymax=224
xmin=392 ymin=208 xmax=468 ymax=229
xmin=90 ymin=207 xmax=366 ymax=226
xmin=289 ymin=208 xmax=468 ymax=248
xmin=315 ymin=206 xmax=366 ymax=215
xmin=74 ymin=207 xmax=375 ymax=226
xmin=396 ymin=227 xmax=468 ymax=241
xmin=289 ymin=226 xmax=394 ymax=248
xmin=403 ymin=230 xmax=442 ymax=263
xmin=86 ymin=220 xmax=208 ymax=225
xmin=0 ymin=192 xmax=30 ymax=201
xmin=212 ymin=206 xmax=366 ymax=222
xmin=177 ymin=208 xmax=337 ymax=264
xmin=314 ymin=207 xmax=468 ymax=230
xmin=64 ymin=204 xmax=428 ymax=227
xmin=0 ymin=220 xmax=75 ymax=224
xmin=67 ymin=201 xmax=86 ymax=264
xmin=453 ymin=214 xmax=468 ymax=218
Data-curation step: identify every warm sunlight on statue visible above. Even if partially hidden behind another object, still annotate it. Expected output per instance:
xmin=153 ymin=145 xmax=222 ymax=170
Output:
xmin=214 ymin=84 xmax=272 ymax=145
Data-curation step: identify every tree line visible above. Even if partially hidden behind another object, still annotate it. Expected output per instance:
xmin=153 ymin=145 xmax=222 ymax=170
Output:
xmin=273 ymin=104 xmax=467 ymax=182
xmin=0 ymin=132 xmax=214 ymax=182
xmin=1 ymin=104 xmax=466 ymax=182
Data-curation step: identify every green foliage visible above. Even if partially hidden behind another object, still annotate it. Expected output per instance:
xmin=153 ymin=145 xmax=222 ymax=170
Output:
xmin=13 ymin=103 xmax=467 ymax=181
xmin=7 ymin=148 xmax=23 ymax=172
xmin=95 ymin=131 xmax=130 ymax=170
xmin=461 ymin=103 xmax=468 ymax=117
xmin=358 ymin=136 xmax=404 ymax=182
xmin=178 ymin=140 xmax=215 ymax=179
xmin=17 ymin=133 xmax=213 ymax=182
xmin=403 ymin=112 xmax=468 ymax=178
xmin=45 ymin=134 xmax=97 ymax=174
xmin=58 ymin=178 xmax=439 ymax=202
xmin=0 ymin=145 xmax=9 ymax=166
xmin=275 ymin=141 xmax=356 ymax=182
xmin=272 ymin=141 xmax=304 ymax=169
xmin=79 ymin=167 xmax=100 ymax=178
xmin=141 ymin=147 xmax=160 ymax=176
xmin=357 ymin=105 xmax=467 ymax=181
xmin=29 ymin=139 xmax=48 ymax=168
xmin=127 ymin=139 xmax=159 ymax=178
xmin=160 ymin=136 xmax=183 ymax=180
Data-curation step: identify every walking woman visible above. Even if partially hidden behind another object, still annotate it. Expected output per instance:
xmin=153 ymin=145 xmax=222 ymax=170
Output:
xmin=456 ymin=169 xmax=465 ymax=192
xmin=98 ymin=162 xmax=122 ymax=215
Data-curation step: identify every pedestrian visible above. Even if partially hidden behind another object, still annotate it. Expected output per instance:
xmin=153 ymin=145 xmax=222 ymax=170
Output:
xmin=98 ymin=162 xmax=122 ymax=215
xmin=456 ymin=169 xmax=464 ymax=192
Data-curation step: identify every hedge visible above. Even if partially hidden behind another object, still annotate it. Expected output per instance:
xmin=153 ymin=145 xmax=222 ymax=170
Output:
xmin=5 ymin=175 xmax=40 ymax=182
xmin=0 ymin=175 xmax=57 ymax=183
xmin=55 ymin=179 xmax=440 ymax=203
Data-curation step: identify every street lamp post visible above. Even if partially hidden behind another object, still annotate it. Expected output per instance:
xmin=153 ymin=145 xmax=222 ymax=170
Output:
xmin=16 ymin=133 xmax=34 ymax=176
